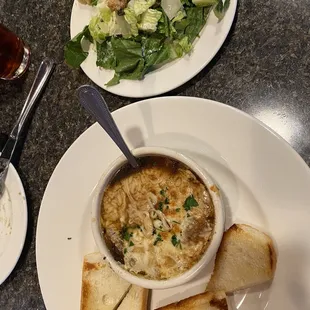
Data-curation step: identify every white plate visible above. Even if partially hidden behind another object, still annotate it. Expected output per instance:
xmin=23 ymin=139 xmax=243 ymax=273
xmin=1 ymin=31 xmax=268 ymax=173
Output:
xmin=36 ymin=97 xmax=310 ymax=309
xmin=0 ymin=164 xmax=27 ymax=285
xmin=70 ymin=0 xmax=237 ymax=98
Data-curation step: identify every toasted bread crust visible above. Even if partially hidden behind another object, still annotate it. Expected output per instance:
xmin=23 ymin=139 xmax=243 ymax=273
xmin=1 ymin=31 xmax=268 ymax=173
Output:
xmin=156 ymin=291 xmax=227 ymax=310
xmin=81 ymin=255 xmax=105 ymax=309
xmin=207 ymin=224 xmax=277 ymax=292
xmin=209 ymin=296 xmax=228 ymax=309
xmin=80 ymin=281 xmax=90 ymax=310
xmin=81 ymin=259 xmax=102 ymax=310
xmin=141 ymin=288 xmax=149 ymax=310
xmin=84 ymin=261 xmax=101 ymax=272
xmin=268 ymin=242 xmax=277 ymax=274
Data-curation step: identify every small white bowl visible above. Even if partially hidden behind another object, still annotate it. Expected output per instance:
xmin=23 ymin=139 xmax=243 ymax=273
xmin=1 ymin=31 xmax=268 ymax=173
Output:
xmin=91 ymin=147 xmax=225 ymax=289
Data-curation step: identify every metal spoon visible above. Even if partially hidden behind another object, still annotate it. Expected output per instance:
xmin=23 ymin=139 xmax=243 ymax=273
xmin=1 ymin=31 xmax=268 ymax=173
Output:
xmin=0 ymin=58 xmax=55 ymax=198
xmin=77 ymin=85 xmax=139 ymax=169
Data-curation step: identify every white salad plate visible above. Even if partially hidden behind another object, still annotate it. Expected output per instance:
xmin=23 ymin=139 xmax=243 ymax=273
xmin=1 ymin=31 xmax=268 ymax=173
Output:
xmin=70 ymin=0 xmax=237 ymax=98
xmin=36 ymin=97 xmax=310 ymax=309
xmin=0 ymin=164 xmax=27 ymax=285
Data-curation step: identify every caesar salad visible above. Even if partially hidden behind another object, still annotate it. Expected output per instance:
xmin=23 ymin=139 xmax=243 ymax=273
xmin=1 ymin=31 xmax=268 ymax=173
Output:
xmin=65 ymin=0 xmax=230 ymax=86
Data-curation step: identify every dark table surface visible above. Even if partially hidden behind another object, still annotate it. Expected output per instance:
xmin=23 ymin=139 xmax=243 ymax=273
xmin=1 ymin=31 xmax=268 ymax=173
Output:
xmin=0 ymin=0 xmax=309 ymax=308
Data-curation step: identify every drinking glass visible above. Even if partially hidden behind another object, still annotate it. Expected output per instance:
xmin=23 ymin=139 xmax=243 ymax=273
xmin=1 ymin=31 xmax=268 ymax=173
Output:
xmin=0 ymin=24 xmax=30 ymax=80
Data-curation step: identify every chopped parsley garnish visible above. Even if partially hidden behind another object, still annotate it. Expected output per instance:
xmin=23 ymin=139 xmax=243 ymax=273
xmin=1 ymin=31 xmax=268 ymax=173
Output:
xmin=171 ymin=235 xmax=178 ymax=246
xmin=129 ymin=241 xmax=134 ymax=247
xmin=172 ymin=220 xmax=181 ymax=224
xmin=183 ymin=195 xmax=199 ymax=211
xmin=154 ymin=233 xmax=163 ymax=245
xmin=166 ymin=205 xmax=169 ymax=210
xmin=176 ymin=208 xmax=180 ymax=212
xmin=121 ymin=227 xmax=133 ymax=241
xmin=160 ymin=187 xmax=168 ymax=196
xmin=124 ymin=231 xmax=133 ymax=241
xmin=158 ymin=201 xmax=163 ymax=211
xmin=171 ymin=235 xmax=182 ymax=249
xmin=124 ymin=248 xmax=127 ymax=254
xmin=164 ymin=197 xmax=170 ymax=204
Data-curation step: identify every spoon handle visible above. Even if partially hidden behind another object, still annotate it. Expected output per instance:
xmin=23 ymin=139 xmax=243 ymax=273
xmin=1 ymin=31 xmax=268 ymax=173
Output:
xmin=77 ymin=85 xmax=139 ymax=169
xmin=0 ymin=58 xmax=55 ymax=159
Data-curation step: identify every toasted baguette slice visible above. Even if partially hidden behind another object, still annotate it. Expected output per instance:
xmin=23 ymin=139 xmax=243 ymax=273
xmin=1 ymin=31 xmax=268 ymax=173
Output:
xmin=80 ymin=252 xmax=131 ymax=310
xmin=156 ymin=291 xmax=228 ymax=310
xmin=207 ymin=224 xmax=277 ymax=293
xmin=118 ymin=284 xmax=149 ymax=310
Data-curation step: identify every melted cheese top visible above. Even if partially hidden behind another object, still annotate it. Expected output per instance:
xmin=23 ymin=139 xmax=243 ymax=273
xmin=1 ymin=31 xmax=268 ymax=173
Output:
xmin=101 ymin=156 xmax=215 ymax=280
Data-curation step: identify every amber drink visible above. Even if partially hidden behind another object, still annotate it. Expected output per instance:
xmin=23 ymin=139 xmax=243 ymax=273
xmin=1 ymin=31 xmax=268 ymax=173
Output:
xmin=0 ymin=24 xmax=30 ymax=80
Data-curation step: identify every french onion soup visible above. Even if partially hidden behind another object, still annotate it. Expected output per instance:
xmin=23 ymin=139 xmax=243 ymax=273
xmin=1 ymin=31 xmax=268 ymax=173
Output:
xmin=100 ymin=156 xmax=215 ymax=280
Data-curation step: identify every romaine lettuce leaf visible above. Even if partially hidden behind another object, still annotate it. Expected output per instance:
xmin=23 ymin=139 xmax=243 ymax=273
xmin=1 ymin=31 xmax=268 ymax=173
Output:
xmin=83 ymin=26 xmax=94 ymax=43
xmin=213 ymin=0 xmax=230 ymax=21
xmin=64 ymin=26 xmax=90 ymax=68
xmin=186 ymin=7 xmax=210 ymax=42
xmin=192 ymin=0 xmax=217 ymax=7
xmin=89 ymin=8 xmax=115 ymax=41
xmin=142 ymin=34 xmax=165 ymax=67
xmin=144 ymin=38 xmax=183 ymax=69
xmin=111 ymin=37 xmax=142 ymax=61
xmin=138 ymin=9 xmax=162 ymax=32
xmin=131 ymin=0 xmax=156 ymax=16
xmin=171 ymin=9 xmax=186 ymax=23
xmin=169 ymin=9 xmax=186 ymax=35
xmin=169 ymin=41 xmax=183 ymax=59
xmin=107 ymin=58 xmax=145 ymax=85
xmin=121 ymin=59 xmax=145 ymax=79
xmin=158 ymin=10 xmax=172 ymax=37
xmin=124 ymin=8 xmax=139 ymax=36
xmin=96 ymin=41 xmax=116 ymax=69
xmin=142 ymin=34 xmax=165 ymax=57
xmin=178 ymin=36 xmax=192 ymax=53
xmin=180 ymin=0 xmax=194 ymax=6
xmin=173 ymin=6 xmax=208 ymax=42
xmin=89 ymin=7 xmax=132 ymax=41
xmin=105 ymin=37 xmax=144 ymax=85
xmin=106 ymin=73 xmax=120 ymax=86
